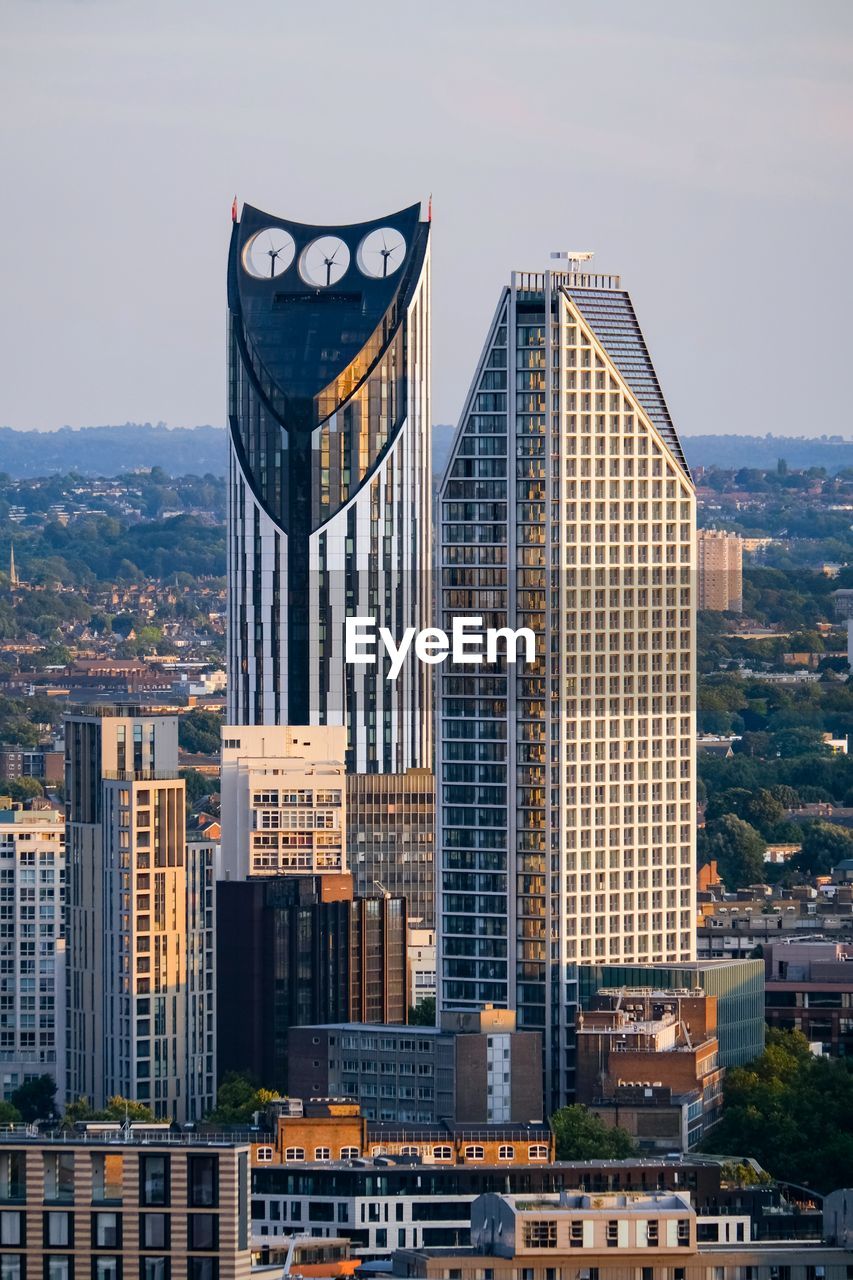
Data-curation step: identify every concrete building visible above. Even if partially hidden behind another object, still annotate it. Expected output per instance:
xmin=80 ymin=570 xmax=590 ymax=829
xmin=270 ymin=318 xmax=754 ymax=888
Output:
xmin=64 ymin=706 xmax=215 ymax=1122
xmin=577 ymin=960 xmax=765 ymax=1069
xmin=407 ymin=925 xmax=436 ymax=1009
xmin=0 ymin=747 xmax=64 ymax=785
xmin=575 ymin=989 xmax=724 ymax=1150
xmin=438 ymin=259 xmax=696 ymax=1111
xmin=699 ymin=888 xmax=853 ymax=958
xmin=0 ymin=806 xmax=64 ymax=1100
xmin=219 ymin=724 xmax=347 ymax=881
xmin=0 ymin=1129 xmax=251 ymax=1278
xmin=764 ymin=939 xmax=853 ymax=1055
xmin=288 ymin=1007 xmax=543 ymax=1125
xmin=392 ymin=1190 xmax=853 ymax=1280
xmin=697 ymin=527 xmax=743 ymax=612
xmin=216 ymin=874 xmax=407 ymax=1092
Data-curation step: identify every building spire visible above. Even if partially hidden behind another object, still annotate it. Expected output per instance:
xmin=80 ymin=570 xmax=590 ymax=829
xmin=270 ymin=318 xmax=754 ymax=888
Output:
xmin=8 ymin=543 xmax=18 ymax=589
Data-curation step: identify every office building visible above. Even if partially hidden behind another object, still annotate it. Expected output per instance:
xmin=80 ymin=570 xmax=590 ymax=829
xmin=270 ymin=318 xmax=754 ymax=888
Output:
xmin=407 ymin=924 xmax=436 ymax=1008
xmin=0 ymin=1129 xmax=251 ymax=1279
xmin=0 ymin=806 xmax=64 ymax=1100
xmin=64 ymin=707 xmax=215 ymax=1122
xmin=226 ymin=201 xmax=432 ymax=775
xmin=219 ymin=724 xmax=347 ymax=881
xmin=216 ymin=873 xmax=406 ymax=1091
xmin=438 ymin=259 xmax=696 ymax=1108
xmin=697 ymin=527 xmax=743 ymax=612
xmin=288 ymin=1007 xmax=542 ymax=1125
xmin=575 ymin=989 xmax=723 ymax=1150
xmin=347 ymin=769 xmax=435 ymax=927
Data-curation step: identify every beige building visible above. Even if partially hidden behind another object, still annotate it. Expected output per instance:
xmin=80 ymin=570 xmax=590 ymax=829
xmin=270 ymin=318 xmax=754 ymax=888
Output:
xmin=697 ymin=528 xmax=743 ymax=612
xmin=64 ymin=707 xmax=215 ymax=1122
xmin=219 ymin=724 xmax=347 ymax=881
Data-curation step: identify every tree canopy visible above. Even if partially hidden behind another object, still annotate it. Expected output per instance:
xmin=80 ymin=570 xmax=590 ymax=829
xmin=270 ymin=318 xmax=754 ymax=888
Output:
xmin=549 ymin=1105 xmax=636 ymax=1159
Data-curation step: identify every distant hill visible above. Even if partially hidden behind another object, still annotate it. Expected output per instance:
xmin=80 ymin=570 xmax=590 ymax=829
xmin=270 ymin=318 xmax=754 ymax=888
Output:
xmin=683 ymin=434 xmax=853 ymax=473
xmin=0 ymin=424 xmax=227 ymax=478
xmin=7 ymin=424 xmax=847 ymax=482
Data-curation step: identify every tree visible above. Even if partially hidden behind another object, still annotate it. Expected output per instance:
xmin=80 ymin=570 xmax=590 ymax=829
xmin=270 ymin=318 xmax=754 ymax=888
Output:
xmin=0 ymin=777 xmax=44 ymax=802
xmin=64 ymin=1095 xmax=155 ymax=1123
xmin=703 ymin=814 xmax=766 ymax=890
xmin=792 ymin=821 xmax=853 ymax=877
xmin=205 ymin=1073 xmax=280 ymax=1125
xmin=550 ymin=1105 xmax=636 ymax=1159
xmin=181 ymin=768 xmax=214 ymax=808
xmin=11 ymin=1074 xmax=56 ymax=1122
xmin=0 ymin=1102 xmax=21 ymax=1125
xmin=179 ymin=709 xmax=223 ymax=756
xmin=408 ymin=997 xmax=436 ymax=1027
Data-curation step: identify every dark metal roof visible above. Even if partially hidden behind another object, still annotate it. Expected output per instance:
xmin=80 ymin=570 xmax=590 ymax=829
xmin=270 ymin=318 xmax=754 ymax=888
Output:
xmin=564 ymin=287 xmax=691 ymax=479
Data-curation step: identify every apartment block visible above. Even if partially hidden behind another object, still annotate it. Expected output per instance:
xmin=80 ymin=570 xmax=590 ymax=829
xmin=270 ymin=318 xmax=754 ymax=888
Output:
xmin=0 ymin=1131 xmax=251 ymax=1279
xmin=697 ymin=528 xmax=743 ymax=613
xmin=0 ymin=807 xmax=64 ymax=1099
xmin=64 ymin=707 xmax=215 ymax=1121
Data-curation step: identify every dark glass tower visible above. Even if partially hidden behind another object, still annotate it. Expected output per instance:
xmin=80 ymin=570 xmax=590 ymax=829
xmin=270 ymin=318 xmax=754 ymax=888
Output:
xmin=226 ymin=203 xmax=431 ymax=773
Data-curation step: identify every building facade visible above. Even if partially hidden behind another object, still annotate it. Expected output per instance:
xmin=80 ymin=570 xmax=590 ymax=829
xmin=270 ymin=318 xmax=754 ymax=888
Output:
xmin=0 ymin=1132 xmax=251 ymax=1280
xmin=216 ymin=874 xmax=406 ymax=1091
xmin=226 ymin=201 xmax=432 ymax=775
xmin=219 ymin=724 xmax=347 ymax=881
xmin=697 ymin=527 xmax=743 ymax=612
xmin=763 ymin=939 xmax=853 ymax=1056
xmin=346 ymin=769 xmax=435 ymax=927
xmin=437 ymin=263 xmax=697 ymax=1108
xmin=0 ymin=807 xmax=64 ymax=1100
xmin=64 ymin=707 xmax=215 ymax=1122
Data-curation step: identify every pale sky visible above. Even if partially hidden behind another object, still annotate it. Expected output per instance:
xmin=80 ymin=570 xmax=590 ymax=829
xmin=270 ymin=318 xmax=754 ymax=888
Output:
xmin=1 ymin=0 xmax=851 ymax=436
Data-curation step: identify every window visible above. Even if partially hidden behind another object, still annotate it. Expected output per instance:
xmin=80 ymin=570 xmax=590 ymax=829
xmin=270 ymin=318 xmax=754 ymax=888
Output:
xmin=313 ymin=1148 xmax=330 ymax=1162
xmin=45 ymin=1212 xmax=71 ymax=1246
xmin=0 ymin=1219 xmax=20 ymax=1249
xmin=0 ymin=1260 xmax=22 ymax=1280
xmin=188 ymin=1215 xmax=218 ymax=1250
xmin=528 ymin=1144 xmax=548 ymax=1161
xmin=46 ymin=1261 xmax=72 ymax=1280
xmin=522 ymin=1220 xmax=557 ymax=1248
xmin=91 ymin=1154 xmax=123 ymax=1204
xmin=400 ymin=1146 xmax=419 ymax=1157
xmin=498 ymin=1145 xmax=514 ymax=1161
xmin=92 ymin=1262 xmax=120 ymax=1280
xmin=606 ymin=1220 xmax=618 ymax=1246
xmin=140 ymin=1214 xmax=168 ymax=1249
xmin=285 ymin=1148 xmax=305 ymax=1162
xmin=187 ymin=1263 xmax=218 ymax=1280
xmin=255 ymin=1147 xmax=273 ymax=1163
xmin=92 ymin=1212 xmax=120 ymax=1248
xmin=432 ymin=1146 xmax=452 ymax=1161
xmin=141 ymin=1262 xmax=169 ymax=1280
xmin=570 ymin=1222 xmax=583 ymax=1248
xmin=44 ymin=1152 xmax=75 ymax=1202
xmin=647 ymin=1220 xmax=659 ymax=1246
xmin=340 ymin=1147 xmax=359 ymax=1160
xmin=0 ymin=1154 xmax=24 ymax=1202
xmin=677 ymin=1219 xmax=690 ymax=1245
xmin=187 ymin=1156 xmax=218 ymax=1208
xmin=140 ymin=1156 xmax=168 ymax=1207
xmin=463 ymin=1145 xmax=484 ymax=1161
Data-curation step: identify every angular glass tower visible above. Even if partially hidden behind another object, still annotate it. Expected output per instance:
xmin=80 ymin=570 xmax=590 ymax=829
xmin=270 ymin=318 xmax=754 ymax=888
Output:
xmin=437 ymin=263 xmax=696 ymax=1109
xmin=226 ymin=203 xmax=431 ymax=773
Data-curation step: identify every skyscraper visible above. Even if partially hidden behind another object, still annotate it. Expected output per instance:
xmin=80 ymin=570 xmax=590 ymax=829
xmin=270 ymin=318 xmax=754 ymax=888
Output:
xmin=226 ymin=202 xmax=432 ymax=774
xmin=437 ymin=261 xmax=696 ymax=1108
xmin=64 ymin=707 xmax=215 ymax=1121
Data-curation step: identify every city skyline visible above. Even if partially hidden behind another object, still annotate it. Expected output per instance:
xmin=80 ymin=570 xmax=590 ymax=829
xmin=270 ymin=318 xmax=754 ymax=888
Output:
xmin=2 ymin=1 xmax=852 ymax=439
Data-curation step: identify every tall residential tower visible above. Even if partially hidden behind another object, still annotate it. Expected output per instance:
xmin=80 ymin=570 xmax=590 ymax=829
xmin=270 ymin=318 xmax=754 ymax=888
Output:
xmin=226 ymin=203 xmax=432 ymax=774
xmin=437 ymin=262 xmax=696 ymax=1108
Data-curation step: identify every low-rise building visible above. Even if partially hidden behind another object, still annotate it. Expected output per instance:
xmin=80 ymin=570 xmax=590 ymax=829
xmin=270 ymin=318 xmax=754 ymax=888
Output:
xmin=288 ymin=1008 xmax=543 ymax=1125
xmin=393 ymin=1189 xmax=853 ymax=1280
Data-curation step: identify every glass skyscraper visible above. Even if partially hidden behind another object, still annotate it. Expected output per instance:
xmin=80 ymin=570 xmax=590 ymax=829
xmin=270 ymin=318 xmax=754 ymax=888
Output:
xmin=226 ymin=202 xmax=432 ymax=774
xmin=437 ymin=263 xmax=696 ymax=1108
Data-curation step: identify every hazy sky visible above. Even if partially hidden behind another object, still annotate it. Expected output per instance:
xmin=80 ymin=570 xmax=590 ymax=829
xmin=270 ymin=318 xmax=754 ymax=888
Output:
xmin=2 ymin=0 xmax=851 ymax=437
